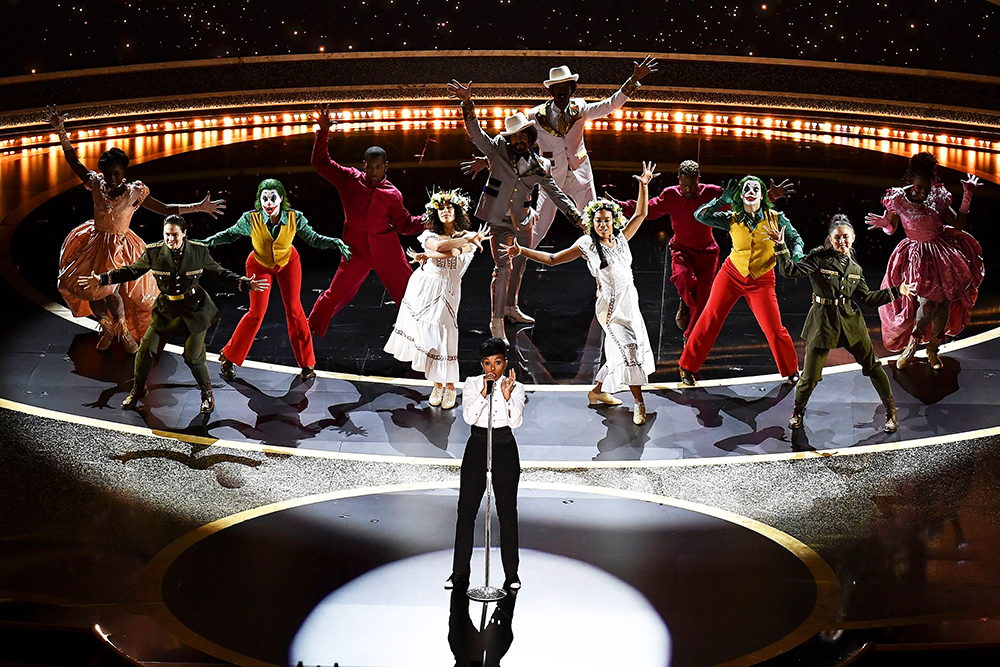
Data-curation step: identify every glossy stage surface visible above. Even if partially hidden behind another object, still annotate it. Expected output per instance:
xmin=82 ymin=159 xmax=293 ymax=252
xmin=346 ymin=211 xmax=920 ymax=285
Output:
xmin=3 ymin=107 xmax=1000 ymax=667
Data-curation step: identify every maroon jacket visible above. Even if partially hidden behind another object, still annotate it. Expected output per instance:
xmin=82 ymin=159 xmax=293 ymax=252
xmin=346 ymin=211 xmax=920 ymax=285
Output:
xmin=311 ymin=129 xmax=424 ymax=258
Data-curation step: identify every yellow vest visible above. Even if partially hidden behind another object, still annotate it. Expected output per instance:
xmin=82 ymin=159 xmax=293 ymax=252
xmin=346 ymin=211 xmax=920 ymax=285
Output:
xmin=728 ymin=209 xmax=779 ymax=279
xmin=250 ymin=210 xmax=297 ymax=268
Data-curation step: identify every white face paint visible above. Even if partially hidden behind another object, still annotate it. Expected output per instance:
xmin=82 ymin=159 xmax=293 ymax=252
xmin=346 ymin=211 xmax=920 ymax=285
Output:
xmin=741 ymin=179 xmax=762 ymax=212
xmin=260 ymin=189 xmax=282 ymax=218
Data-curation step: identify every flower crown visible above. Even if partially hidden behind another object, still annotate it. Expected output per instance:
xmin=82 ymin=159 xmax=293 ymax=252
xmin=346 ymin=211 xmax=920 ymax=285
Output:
xmin=425 ymin=188 xmax=471 ymax=215
xmin=582 ymin=198 xmax=627 ymax=231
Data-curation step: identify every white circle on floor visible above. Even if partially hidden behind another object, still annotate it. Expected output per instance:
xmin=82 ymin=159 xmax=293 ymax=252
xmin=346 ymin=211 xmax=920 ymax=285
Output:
xmin=289 ymin=548 xmax=671 ymax=666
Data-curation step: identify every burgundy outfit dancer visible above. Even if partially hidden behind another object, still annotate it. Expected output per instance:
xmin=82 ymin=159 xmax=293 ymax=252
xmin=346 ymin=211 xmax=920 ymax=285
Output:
xmin=866 ymin=152 xmax=984 ymax=369
xmin=307 ymin=105 xmax=425 ymax=337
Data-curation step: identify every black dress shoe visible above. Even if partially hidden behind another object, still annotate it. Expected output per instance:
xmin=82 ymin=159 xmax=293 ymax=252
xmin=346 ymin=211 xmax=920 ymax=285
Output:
xmin=444 ymin=574 xmax=469 ymax=590
xmin=679 ymin=367 xmax=696 ymax=387
xmin=220 ymin=354 xmax=236 ymax=380
xmin=786 ymin=370 xmax=800 ymax=386
xmin=504 ymin=577 xmax=521 ymax=591
xmin=199 ymin=384 xmax=215 ymax=414
xmin=301 ymin=366 xmax=316 ymax=380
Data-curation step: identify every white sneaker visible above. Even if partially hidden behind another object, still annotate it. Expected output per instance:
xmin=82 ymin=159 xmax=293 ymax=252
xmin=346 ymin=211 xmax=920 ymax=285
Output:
xmin=441 ymin=388 xmax=457 ymax=410
xmin=429 ymin=386 xmax=443 ymax=406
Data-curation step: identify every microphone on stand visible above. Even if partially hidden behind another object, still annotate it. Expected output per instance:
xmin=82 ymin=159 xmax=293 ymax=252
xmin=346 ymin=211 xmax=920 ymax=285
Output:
xmin=486 ymin=379 xmax=495 ymax=395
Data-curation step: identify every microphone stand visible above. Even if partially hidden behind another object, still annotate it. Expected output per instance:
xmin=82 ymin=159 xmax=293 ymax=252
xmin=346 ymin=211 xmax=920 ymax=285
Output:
xmin=468 ymin=378 xmax=507 ymax=602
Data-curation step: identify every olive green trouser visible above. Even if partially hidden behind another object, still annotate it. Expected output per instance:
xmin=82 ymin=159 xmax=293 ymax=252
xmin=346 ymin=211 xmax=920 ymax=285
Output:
xmin=134 ymin=324 xmax=211 ymax=387
xmin=795 ymin=331 xmax=891 ymax=406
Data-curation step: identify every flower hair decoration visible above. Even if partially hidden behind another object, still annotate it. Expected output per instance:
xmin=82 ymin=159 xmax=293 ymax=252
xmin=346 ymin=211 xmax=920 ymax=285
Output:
xmin=425 ymin=187 xmax=471 ymax=216
xmin=582 ymin=198 xmax=626 ymax=232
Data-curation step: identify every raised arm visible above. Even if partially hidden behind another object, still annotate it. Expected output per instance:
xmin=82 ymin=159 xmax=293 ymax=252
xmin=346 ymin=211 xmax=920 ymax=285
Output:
xmin=199 ymin=212 xmax=252 ymax=246
xmin=776 ymin=213 xmax=805 ymax=262
xmin=499 ymin=237 xmax=583 ymax=267
xmin=46 ymin=106 xmax=91 ymax=183
xmin=310 ymin=105 xmax=354 ymax=189
xmin=294 ymin=211 xmax=351 ymax=258
xmin=142 ymin=192 xmax=227 ymax=219
xmin=622 ymin=162 xmax=659 ymax=240
xmin=581 ymin=55 xmax=658 ymax=121
xmin=694 ymin=180 xmax=739 ymax=230
xmin=447 ymin=80 xmax=495 ymax=154
xmin=943 ymin=174 xmax=980 ymax=231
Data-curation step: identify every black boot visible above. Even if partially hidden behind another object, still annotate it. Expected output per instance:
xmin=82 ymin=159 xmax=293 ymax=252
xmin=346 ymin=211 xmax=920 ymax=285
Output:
xmin=219 ymin=353 xmax=236 ymax=380
xmin=883 ymin=396 xmax=898 ymax=433
xmin=300 ymin=366 xmax=316 ymax=380
xmin=199 ymin=383 xmax=215 ymax=414
xmin=121 ymin=379 xmax=146 ymax=410
xmin=679 ymin=367 xmax=696 ymax=387
xmin=788 ymin=402 xmax=806 ymax=429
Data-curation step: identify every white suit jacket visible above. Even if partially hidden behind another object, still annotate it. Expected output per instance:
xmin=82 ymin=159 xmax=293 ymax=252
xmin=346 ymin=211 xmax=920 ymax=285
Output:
xmin=527 ymin=91 xmax=627 ymax=189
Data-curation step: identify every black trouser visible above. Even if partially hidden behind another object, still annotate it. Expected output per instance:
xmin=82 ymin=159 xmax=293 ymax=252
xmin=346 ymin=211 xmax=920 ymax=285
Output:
xmin=452 ymin=426 xmax=521 ymax=581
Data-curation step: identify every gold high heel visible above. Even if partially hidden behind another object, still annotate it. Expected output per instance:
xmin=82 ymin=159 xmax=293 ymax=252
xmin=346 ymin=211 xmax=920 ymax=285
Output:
xmin=587 ymin=389 xmax=622 ymax=406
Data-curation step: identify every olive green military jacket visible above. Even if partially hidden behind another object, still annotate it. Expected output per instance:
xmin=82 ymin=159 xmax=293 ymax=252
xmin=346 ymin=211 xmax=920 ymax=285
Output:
xmin=100 ymin=240 xmax=249 ymax=335
xmin=775 ymin=242 xmax=900 ymax=348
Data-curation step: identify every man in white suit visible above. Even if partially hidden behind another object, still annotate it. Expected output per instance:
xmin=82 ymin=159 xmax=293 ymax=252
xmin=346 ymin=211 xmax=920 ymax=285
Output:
xmin=463 ymin=57 xmax=658 ymax=323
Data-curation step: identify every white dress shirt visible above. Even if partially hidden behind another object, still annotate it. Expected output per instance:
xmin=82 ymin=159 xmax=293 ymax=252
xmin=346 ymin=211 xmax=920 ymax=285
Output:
xmin=462 ymin=374 xmax=526 ymax=429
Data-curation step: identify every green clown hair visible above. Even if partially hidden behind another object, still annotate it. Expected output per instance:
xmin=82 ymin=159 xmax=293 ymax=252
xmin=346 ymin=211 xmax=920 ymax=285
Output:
xmin=254 ymin=178 xmax=291 ymax=212
xmin=423 ymin=187 xmax=473 ymax=234
xmin=582 ymin=198 xmax=627 ymax=232
xmin=736 ymin=175 xmax=773 ymax=212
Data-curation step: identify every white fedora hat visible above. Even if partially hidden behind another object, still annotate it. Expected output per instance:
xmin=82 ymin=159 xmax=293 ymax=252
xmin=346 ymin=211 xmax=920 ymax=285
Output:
xmin=543 ymin=65 xmax=580 ymax=88
xmin=500 ymin=112 xmax=534 ymax=136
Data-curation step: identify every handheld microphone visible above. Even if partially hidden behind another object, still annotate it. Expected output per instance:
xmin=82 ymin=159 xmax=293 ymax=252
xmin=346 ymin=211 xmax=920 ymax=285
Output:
xmin=486 ymin=379 xmax=495 ymax=394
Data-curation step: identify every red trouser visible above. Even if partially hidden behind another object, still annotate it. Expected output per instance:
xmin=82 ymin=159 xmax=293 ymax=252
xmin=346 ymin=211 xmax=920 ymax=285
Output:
xmin=670 ymin=241 xmax=719 ymax=338
xmin=679 ymin=258 xmax=798 ymax=376
xmin=307 ymin=247 xmax=413 ymax=337
xmin=223 ymin=248 xmax=315 ymax=368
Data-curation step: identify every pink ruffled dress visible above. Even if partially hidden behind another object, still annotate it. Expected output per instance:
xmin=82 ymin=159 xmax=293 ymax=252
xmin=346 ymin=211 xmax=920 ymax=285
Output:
xmin=878 ymin=184 xmax=984 ymax=351
xmin=57 ymin=172 xmax=158 ymax=340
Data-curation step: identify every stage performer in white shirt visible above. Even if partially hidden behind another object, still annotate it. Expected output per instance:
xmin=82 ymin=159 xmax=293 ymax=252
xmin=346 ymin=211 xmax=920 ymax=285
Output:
xmin=446 ymin=337 xmax=526 ymax=593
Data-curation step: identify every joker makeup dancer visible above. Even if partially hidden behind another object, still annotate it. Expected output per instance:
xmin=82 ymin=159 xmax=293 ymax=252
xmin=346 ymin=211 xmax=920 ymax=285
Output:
xmin=501 ymin=162 xmax=657 ymax=424
xmin=384 ymin=189 xmax=488 ymax=409
xmin=447 ymin=80 xmax=584 ymax=343
xmin=866 ymin=152 xmax=983 ymax=370
xmin=447 ymin=337 xmax=525 ymax=592
xmin=47 ymin=106 xmax=225 ymax=353
xmin=678 ymin=176 xmax=804 ymax=386
xmin=765 ymin=214 xmax=915 ymax=432
xmin=307 ymin=104 xmax=426 ymax=337
xmin=78 ymin=216 xmax=265 ymax=413
xmin=199 ymin=178 xmax=350 ymax=381
xmin=616 ymin=160 xmax=794 ymax=340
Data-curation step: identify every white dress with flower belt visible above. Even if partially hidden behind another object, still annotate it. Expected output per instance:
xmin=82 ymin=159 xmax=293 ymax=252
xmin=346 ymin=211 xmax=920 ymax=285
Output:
xmin=574 ymin=234 xmax=655 ymax=392
xmin=384 ymin=230 xmax=475 ymax=383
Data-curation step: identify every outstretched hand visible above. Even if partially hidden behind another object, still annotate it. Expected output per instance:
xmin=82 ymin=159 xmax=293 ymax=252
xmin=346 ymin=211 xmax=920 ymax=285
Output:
xmin=334 ymin=238 xmax=352 ymax=260
xmin=767 ymin=179 xmax=795 ymax=201
xmin=898 ymin=281 xmax=917 ymax=298
xmin=248 ymin=274 xmax=268 ymax=292
xmin=406 ymin=248 xmax=429 ymax=267
xmin=461 ymin=155 xmax=489 ymax=178
xmin=720 ymin=179 xmax=739 ymax=205
xmin=761 ymin=219 xmax=785 ymax=244
xmin=199 ymin=192 xmax=227 ymax=219
xmin=45 ymin=105 xmax=68 ymax=131
xmin=313 ymin=104 xmax=333 ymax=132
xmin=447 ymin=80 xmax=473 ymax=104
xmin=500 ymin=368 xmax=516 ymax=401
xmin=77 ymin=271 xmax=100 ymax=290
xmin=498 ymin=238 xmax=522 ymax=262
xmin=962 ymin=173 xmax=981 ymax=193
xmin=469 ymin=225 xmax=491 ymax=251
xmin=633 ymin=161 xmax=660 ymax=186
xmin=865 ymin=211 xmax=894 ymax=233
xmin=632 ymin=55 xmax=659 ymax=81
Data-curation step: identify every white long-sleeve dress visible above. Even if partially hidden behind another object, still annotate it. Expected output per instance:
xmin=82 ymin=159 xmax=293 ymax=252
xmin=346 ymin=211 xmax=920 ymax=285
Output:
xmin=574 ymin=233 xmax=655 ymax=392
xmin=384 ymin=230 xmax=475 ymax=383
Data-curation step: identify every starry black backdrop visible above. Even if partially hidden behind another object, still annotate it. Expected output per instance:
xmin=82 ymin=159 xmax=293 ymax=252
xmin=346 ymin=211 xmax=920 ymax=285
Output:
xmin=4 ymin=0 xmax=999 ymax=78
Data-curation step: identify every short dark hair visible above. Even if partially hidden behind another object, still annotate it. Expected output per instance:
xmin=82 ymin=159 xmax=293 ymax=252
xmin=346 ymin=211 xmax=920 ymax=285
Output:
xmin=164 ymin=214 xmax=188 ymax=231
xmin=364 ymin=146 xmax=388 ymax=162
xmin=97 ymin=147 xmax=129 ymax=172
xmin=478 ymin=337 xmax=508 ymax=360
xmin=678 ymin=160 xmax=701 ymax=178
xmin=905 ymin=151 xmax=937 ymax=183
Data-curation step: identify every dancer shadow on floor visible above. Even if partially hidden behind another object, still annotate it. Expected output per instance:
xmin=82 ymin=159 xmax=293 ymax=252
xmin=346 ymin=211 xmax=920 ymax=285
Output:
xmin=890 ymin=357 xmax=961 ymax=405
xmin=592 ymin=406 xmax=658 ymax=461
xmin=375 ymin=401 xmax=460 ymax=453
xmin=449 ymin=587 xmax=517 ymax=666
